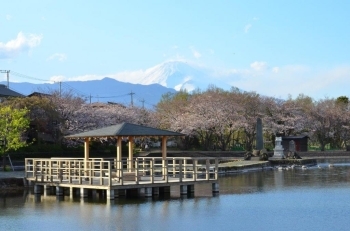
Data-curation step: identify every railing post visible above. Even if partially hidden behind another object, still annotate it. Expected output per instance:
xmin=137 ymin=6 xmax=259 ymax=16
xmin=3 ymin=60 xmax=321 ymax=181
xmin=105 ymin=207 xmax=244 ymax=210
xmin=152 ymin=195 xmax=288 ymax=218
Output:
xmin=34 ymin=160 xmax=37 ymax=181
xmin=142 ymin=158 xmax=145 ymax=175
xmin=127 ymin=158 xmax=131 ymax=173
xmin=99 ymin=161 xmax=103 ymax=185
xmin=193 ymin=159 xmax=197 ymax=181
xmin=58 ymin=160 xmax=63 ymax=183
xmin=172 ymin=158 xmax=176 ymax=177
xmin=89 ymin=160 xmax=93 ymax=185
xmin=120 ymin=160 xmax=124 ymax=185
xmin=24 ymin=158 xmax=27 ymax=178
xmin=163 ymin=159 xmax=168 ymax=183
xmin=151 ymin=158 xmax=154 ymax=184
xmin=49 ymin=160 xmax=53 ymax=182
xmin=205 ymin=159 xmax=210 ymax=181
xmin=78 ymin=161 xmax=82 ymax=185
xmin=179 ymin=159 xmax=183 ymax=183
xmin=215 ymin=158 xmax=219 ymax=180
xmin=40 ymin=160 xmax=44 ymax=182
xmin=68 ymin=160 xmax=72 ymax=183
xmin=43 ymin=160 xmax=47 ymax=181
xmin=108 ymin=161 xmax=111 ymax=186
xmin=24 ymin=158 xmax=28 ymax=178
xmin=135 ymin=158 xmax=139 ymax=184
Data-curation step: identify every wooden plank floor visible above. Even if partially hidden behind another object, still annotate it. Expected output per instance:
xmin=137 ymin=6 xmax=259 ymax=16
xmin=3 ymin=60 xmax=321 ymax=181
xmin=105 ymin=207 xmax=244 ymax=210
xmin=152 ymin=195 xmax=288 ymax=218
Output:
xmin=27 ymin=175 xmax=217 ymax=190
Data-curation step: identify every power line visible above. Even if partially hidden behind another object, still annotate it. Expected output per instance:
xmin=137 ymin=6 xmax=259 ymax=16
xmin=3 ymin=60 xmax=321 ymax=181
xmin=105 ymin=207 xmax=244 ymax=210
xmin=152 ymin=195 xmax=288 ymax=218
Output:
xmin=96 ymin=93 xmax=129 ymax=99
xmin=11 ymin=71 xmax=50 ymax=82
xmin=134 ymin=94 xmax=157 ymax=108
xmin=61 ymin=82 xmax=89 ymax=97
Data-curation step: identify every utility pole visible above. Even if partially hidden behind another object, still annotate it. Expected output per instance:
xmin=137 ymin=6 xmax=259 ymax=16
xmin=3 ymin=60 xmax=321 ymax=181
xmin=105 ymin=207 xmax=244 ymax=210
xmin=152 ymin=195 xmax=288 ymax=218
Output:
xmin=58 ymin=81 xmax=62 ymax=97
xmin=0 ymin=70 xmax=10 ymax=88
xmin=129 ymin=90 xmax=135 ymax=107
xmin=140 ymin=99 xmax=145 ymax=109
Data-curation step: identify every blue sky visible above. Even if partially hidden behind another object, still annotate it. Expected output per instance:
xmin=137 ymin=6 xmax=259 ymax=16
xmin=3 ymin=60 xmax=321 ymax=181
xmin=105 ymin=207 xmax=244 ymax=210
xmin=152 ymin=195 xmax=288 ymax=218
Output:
xmin=1 ymin=0 xmax=350 ymax=100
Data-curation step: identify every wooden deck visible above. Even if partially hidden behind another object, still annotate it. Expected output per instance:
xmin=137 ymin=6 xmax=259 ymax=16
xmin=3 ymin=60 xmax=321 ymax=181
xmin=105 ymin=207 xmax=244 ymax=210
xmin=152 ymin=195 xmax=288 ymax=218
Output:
xmin=25 ymin=157 xmax=219 ymax=199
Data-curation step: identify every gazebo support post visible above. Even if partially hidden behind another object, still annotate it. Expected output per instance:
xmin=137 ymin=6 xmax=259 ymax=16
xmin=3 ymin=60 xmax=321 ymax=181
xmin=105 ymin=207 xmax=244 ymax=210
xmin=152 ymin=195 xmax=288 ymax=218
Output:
xmin=116 ymin=136 xmax=122 ymax=179
xmin=84 ymin=138 xmax=90 ymax=179
xmin=128 ymin=136 xmax=134 ymax=172
xmin=161 ymin=136 xmax=167 ymax=178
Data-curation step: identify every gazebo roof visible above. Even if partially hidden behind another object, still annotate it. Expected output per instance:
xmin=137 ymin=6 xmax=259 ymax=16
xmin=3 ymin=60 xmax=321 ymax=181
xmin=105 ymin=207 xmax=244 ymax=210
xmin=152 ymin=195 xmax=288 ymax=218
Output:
xmin=65 ymin=122 xmax=184 ymax=138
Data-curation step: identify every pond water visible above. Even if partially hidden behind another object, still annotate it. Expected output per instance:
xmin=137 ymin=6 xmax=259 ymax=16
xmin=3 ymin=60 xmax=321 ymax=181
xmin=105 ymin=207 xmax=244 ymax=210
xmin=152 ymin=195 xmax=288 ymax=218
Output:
xmin=1 ymin=159 xmax=350 ymax=231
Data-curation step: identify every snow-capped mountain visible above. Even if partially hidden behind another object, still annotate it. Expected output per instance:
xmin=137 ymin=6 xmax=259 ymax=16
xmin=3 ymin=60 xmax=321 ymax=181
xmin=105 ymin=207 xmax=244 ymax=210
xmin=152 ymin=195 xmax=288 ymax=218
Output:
xmin=138 ymin=61 xmax=230 ymax=91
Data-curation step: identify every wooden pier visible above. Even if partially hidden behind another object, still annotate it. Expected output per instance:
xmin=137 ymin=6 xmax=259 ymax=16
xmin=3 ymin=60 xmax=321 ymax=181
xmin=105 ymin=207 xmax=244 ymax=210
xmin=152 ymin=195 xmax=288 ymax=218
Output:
xmin=25 ymin=157 xmax=219 ymax=200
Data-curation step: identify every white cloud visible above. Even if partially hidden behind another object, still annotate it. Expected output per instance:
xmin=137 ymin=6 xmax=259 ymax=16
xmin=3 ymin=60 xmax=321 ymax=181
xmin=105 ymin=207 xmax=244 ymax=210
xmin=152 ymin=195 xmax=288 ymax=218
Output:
xmin=190 ymin=46 xmax=201 ymax=58
xmin=176 ymin=82 xmax=196 ymax=92
xmin=0 ymin=32 xmax=43 ymax=59
xmin=174 ymin=76 xmax=195 ymax=91
xmin=272 ymin=67 xmax=279 ymax=73
xmin=226 ymin=63 xmax=350 ymax=100
xmin=250 ymin=61 xmax=267 ymax=71
xmin=48 ymin=53 xmax=67 ymax=62
xmin=49 ymin=75 xmax=66 ymax=83
xmin=244 ymin=24 xmax=252 ymax=33
xmin=6 ymin=15 xmax=12 ymax=20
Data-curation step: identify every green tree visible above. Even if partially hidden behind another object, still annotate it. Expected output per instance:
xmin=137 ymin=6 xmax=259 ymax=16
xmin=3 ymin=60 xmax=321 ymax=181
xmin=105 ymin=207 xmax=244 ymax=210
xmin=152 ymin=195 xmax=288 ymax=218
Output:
xmin=0 ymin=105 xmax=30 ymax=170
xmin=336 ymin=96 xmax=349 ymax=106
xmin=4 ymin=96 xmax=60 ymax=144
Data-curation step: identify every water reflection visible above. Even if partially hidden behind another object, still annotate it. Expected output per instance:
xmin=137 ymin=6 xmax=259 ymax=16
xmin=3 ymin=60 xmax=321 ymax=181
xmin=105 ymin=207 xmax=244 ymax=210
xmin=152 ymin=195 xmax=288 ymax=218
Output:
xmin=216 ymin=159 xmax=350 ymax=195
xmin=2 ymin=159 xmax=350 ymax=206
xmin=1 ymin=158 xmax=350 ymax=231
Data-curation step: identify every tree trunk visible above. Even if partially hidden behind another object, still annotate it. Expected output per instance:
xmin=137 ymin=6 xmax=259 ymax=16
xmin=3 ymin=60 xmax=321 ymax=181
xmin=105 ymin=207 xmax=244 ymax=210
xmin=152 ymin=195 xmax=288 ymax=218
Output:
xmin=2 ymin=155 xmax=5 ymax=171
xmin=320 ymin=143 xmax=326 ymax=151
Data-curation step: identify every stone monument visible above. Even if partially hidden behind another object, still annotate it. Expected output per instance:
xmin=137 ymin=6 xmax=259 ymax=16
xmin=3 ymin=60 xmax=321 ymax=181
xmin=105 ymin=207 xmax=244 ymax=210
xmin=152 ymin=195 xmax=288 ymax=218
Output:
xmin=256 ymin=118 xmax=263 ymax=150
xmin=272 ymin=137 xmax=284 ymax=159
xmin=289 ymin=140 xmax=295 ymax=152
xmin=286 ymin=140 xmax=302 ymax=159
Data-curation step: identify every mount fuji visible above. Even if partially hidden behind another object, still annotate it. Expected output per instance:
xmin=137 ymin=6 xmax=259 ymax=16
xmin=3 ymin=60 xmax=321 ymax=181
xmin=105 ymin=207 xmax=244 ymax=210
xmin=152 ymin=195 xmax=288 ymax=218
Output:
xmin=2 ymin=61 xmax=233 ymax=107
xmin=137 ymin=61 xmax=230 ymax=91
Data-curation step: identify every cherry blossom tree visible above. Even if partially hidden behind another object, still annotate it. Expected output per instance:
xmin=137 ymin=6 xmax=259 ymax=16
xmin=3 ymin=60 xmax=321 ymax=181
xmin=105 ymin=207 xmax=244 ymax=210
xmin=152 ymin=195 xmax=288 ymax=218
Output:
xmin=263 ymin=96 xmax=307 ymax=138
xmin=233 ymin=91 xmax=266 ymax=151
xmin=185 ymin=87 xmax=242 ymax=150
xmin=306 ymin=98 xmax=341 ymax=151
xmin=155 ymin=90 xmax=196 ymax=149
xmin=330 ymin=96 xmax=350 ymax=149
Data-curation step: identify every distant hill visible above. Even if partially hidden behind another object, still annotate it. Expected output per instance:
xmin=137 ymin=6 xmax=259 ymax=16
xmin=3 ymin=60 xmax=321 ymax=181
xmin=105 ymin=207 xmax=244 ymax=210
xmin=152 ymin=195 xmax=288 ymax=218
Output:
xmin=2 ymin=78 xmax=177 ymax=108
xmin=3 ymin=61 xmax=238 ymax=108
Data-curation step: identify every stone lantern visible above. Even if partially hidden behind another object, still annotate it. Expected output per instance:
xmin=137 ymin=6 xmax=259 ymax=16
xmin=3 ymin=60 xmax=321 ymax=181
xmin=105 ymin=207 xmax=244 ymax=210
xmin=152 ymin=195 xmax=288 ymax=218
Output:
xmin=272 ymin=137 xmax=284 ymax=159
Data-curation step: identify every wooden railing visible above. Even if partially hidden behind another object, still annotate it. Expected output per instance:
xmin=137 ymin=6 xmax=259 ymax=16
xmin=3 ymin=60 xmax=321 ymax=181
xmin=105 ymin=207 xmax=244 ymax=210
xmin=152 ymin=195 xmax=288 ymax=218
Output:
xmin=25 ymin=157 xmax=219 ymax=186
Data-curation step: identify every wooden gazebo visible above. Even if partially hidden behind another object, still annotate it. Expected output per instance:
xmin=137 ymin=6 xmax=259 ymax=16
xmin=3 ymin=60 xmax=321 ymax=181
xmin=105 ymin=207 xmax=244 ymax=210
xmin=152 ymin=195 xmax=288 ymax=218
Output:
xmin=25 ymin=123 xmax=219 ymax=199
xmin=65 ymin=122 xmax=184 ymax=173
